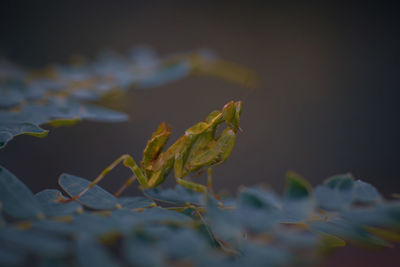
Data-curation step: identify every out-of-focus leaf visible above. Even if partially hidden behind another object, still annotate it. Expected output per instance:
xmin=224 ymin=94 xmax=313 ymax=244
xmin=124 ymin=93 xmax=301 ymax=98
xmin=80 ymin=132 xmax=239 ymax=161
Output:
xmin=239 ymin=187 xmax=281 ymax=210
xmin=118 ymin=196 xmax=155 ymax=209
xmin=285 ymin=171 xmax=312 ymax=200
xmin=112 ymin=207 xmax=193 ymax=227
xmin=39 ymin=258 xmax=69 ymax=267
xmin=206 ymin=197 xmax=243 ymax=246
xmin=234 ymin=242 xmax=291 ymax=267
xmin=0 ymin=122 xmax=48 ymax=149
xmin=124 ymin=237 xmax=164 ymax=267
xmin=143 ymin=185 xmax=204 ymax=205
xmin=278 ymin=199 xmax=314 ymax=223
xmin=35 ymin=189 xmax=82 ymax=217
xmin=138 ymin=62 xmax=190 ymax=88
xmin=71 ymin=213 xmax=121 ymax=236
xmin=276 ymin=229 xmax=319 ymax=249
xmin=0 ymin=246 xmax=25 ymax=266
xmin=0 ymin=165 xmax=43 ymax=219
xmin=237 ymin=187 xmax=280 ymax=232
xmin=1 ymin=47 xmax=258 ymax=149
xmin=340 ymin=202 xmax=400 ymax=228
xmin=314 ymin=174 xmax=355 ymax=211
xmin=353 ymin=180 xmax=382 ymax=204
xmin=158 ymin=228 xmax=209 ymax=260
xmin=0 ymin=227 xmax=70 ymax=257
xmin=0 ymin=98 xmax=127 ymax=149
xmin=32 ymin=219 xmax=79 ymax=236
xmin=75 ymin=234 xmax=122 ymax=267
xmin=59 ymin=173 xmax=119 ymax=210
xmin=238 ymin=187 xmax=313 ymax=232
xmin=0 ymin=202 xmax=5 ymax=227
xmin=318 ymin=232 xmax=346 ymax=253
xmin=310 ymin=219 xmax=392 ymax=248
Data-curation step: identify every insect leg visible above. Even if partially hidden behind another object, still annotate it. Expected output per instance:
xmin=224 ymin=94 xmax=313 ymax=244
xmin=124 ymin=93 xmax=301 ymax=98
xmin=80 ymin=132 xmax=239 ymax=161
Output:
xmin=207 ymin=168 xmax=213 ymax=191
xmin=207 ymin=168 xmax=222 ymax=201
xmin=114 ymin=175 xmax=136 ymax=197
xmin=175 ymin=177 xmax=208 ymax=194
xmin=68 ymin=154 xmax=148 ymax=201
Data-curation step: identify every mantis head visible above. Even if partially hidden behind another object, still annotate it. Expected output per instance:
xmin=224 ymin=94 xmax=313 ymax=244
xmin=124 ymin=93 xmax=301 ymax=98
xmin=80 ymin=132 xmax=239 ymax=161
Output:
xmin=222 ymin=100 xmax=242 ymax=132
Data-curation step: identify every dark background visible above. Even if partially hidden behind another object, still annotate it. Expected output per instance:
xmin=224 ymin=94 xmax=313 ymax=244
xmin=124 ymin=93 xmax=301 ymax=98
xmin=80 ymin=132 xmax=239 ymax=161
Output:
xmin=0 ymin=1 xmax=399 ymax=266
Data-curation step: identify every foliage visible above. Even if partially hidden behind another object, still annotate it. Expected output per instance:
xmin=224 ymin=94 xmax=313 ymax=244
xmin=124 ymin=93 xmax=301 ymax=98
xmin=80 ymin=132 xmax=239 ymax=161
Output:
xmin=0 ymin=46 xmax=257 ymax=149
xmin=1 ymin=47 xmax=399 ymax=266
xmin=1 ymin=166 xmax=400 ymax=267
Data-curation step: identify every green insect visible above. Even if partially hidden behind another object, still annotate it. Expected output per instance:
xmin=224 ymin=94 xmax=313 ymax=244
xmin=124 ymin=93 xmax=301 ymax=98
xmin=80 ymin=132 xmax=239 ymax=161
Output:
xmin=69 ymin=100 xmax=242 ymax=201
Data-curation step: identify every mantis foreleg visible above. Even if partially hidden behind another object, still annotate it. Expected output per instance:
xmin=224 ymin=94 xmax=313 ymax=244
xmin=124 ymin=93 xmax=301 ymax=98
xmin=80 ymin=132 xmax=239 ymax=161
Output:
xmin=69 ymin=154 xmax=148 ymax=200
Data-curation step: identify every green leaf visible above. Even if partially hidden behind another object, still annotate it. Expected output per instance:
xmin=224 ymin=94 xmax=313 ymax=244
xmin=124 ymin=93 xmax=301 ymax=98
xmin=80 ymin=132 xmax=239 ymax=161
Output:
xmin=0 ymin=246 xmax=25 ymax=266
xmin=32 ymin=219 xmax=79 ymax=236
xmin=237 ymin=187 xmax=280 ymax=232
xmin=138 ymin=62 xmax=190 ymax=88
xmin=353 ymin=180 xmax=382 ymax=204
xmin=75 ymin=235 xmax=122 ymax=267
xmin=0 ymin=98 xmax=128 ymax=149
xmin=340 ymin=203 xmax=400 ymax=228
xmin=238 ymin=187 xmax=313 ymax=232
xmin=35 ymin=189 xmax=82 ymax=217
xmin=0 ymin=122 xmax=48 ymax=149
xmin=206 ymin=197 xmax=243 ymax=246
xmin=143 ymin=185 xmax=204 ymax=205
xmin=284 ymin=171 xmax=311 ymax=200
xmin=111 ymin=207 xmax=193 ymax=231
xmin=59 ymin=173 xmax=119 ymax=210
xmin=72 ymin=213 xmax=121 ymax=236
xmin=234 ymin=242 xmax=291 ymax=267
xmin=314 ymin=174 xmax=355 ymax=211
xmin=124 ymin=238 xmax=164 ymax=267
xmin=310 ymin=219 xmax=392 ymax=248
xmin=158 ymin=228 xmax=209 ymax=260
xmin=0 ymin=227 xmax=70 ymax=257
xmin=0 ymin=165 xmax=44 ymax=219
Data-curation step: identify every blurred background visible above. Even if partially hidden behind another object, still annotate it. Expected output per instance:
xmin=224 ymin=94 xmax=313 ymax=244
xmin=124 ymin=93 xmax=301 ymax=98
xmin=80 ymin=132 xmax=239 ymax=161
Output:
xmin=0 ymin=1 xmax=399 ymax=265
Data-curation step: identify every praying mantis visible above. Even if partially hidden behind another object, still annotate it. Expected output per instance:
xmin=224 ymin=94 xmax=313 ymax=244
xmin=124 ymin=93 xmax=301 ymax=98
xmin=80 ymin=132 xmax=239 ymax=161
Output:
xmin=68 ymin=100 xmax=242 ymax=201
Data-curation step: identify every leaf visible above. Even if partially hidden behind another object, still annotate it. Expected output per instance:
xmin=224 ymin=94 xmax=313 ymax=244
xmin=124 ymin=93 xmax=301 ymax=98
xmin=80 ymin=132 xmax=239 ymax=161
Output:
xmin=32 ymin=219 xmax=80 ymax=236
xmin=75 ymin=234 xmax=122 ymax=267
xmin=0 ymin=165 xmax=44 ymax=219
xmin=310 ymin=219 xmax=392 ymax=248
xmin=353 ymin=180 xmax=382 ymax=204
xmin=109 ymin=208 xmax=194 ymax=234
xmin=276 ymin=229 xmax=319 ymax=249
xmin=59 ymin=173 xmax=119 ymax=210
xmin=237 ymin=187 xmax=281 ymax=232
xmin=35 ymin=189 xmax=82 ymax=217
xmin=237 ymin=187 xmax=313 ymax=232
xmin=0 ymin=98 xmax=128 ymax=149
xmin=234 ymin=242 xmax=291 ymax=267
xmin=340 ymin=202 xmax=400 ymax=228
xmin=138 ymin=62 xmax=190 ymax=88
xmin=39 ymin=258 xmax=69 ymax=267
xmin=0 ymin=246 xmax=25 ymax=266
xmin=314 ymin=174 xmax=355 ymax=211
xmin=143 ymin=185 xmax=204 ymax=205
xmin=0 ymin=227 xmax=70 ymax=257
xmin=206 ymin=197 xmax=243 ymax=246
xmin=124 ymin=238 xmax=164 ymax=267
xmin=118 ymin=196 xmax=155 ymax=209
xmin=0 ymin=122 xmax=48 ymax=149
xmin=158 ymin=228 xmax=210 ymax=260
xmin=71 ymin=213 xmax=121 ymax=236
xmin=285 ymin=171 xmax=312 ymax=200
